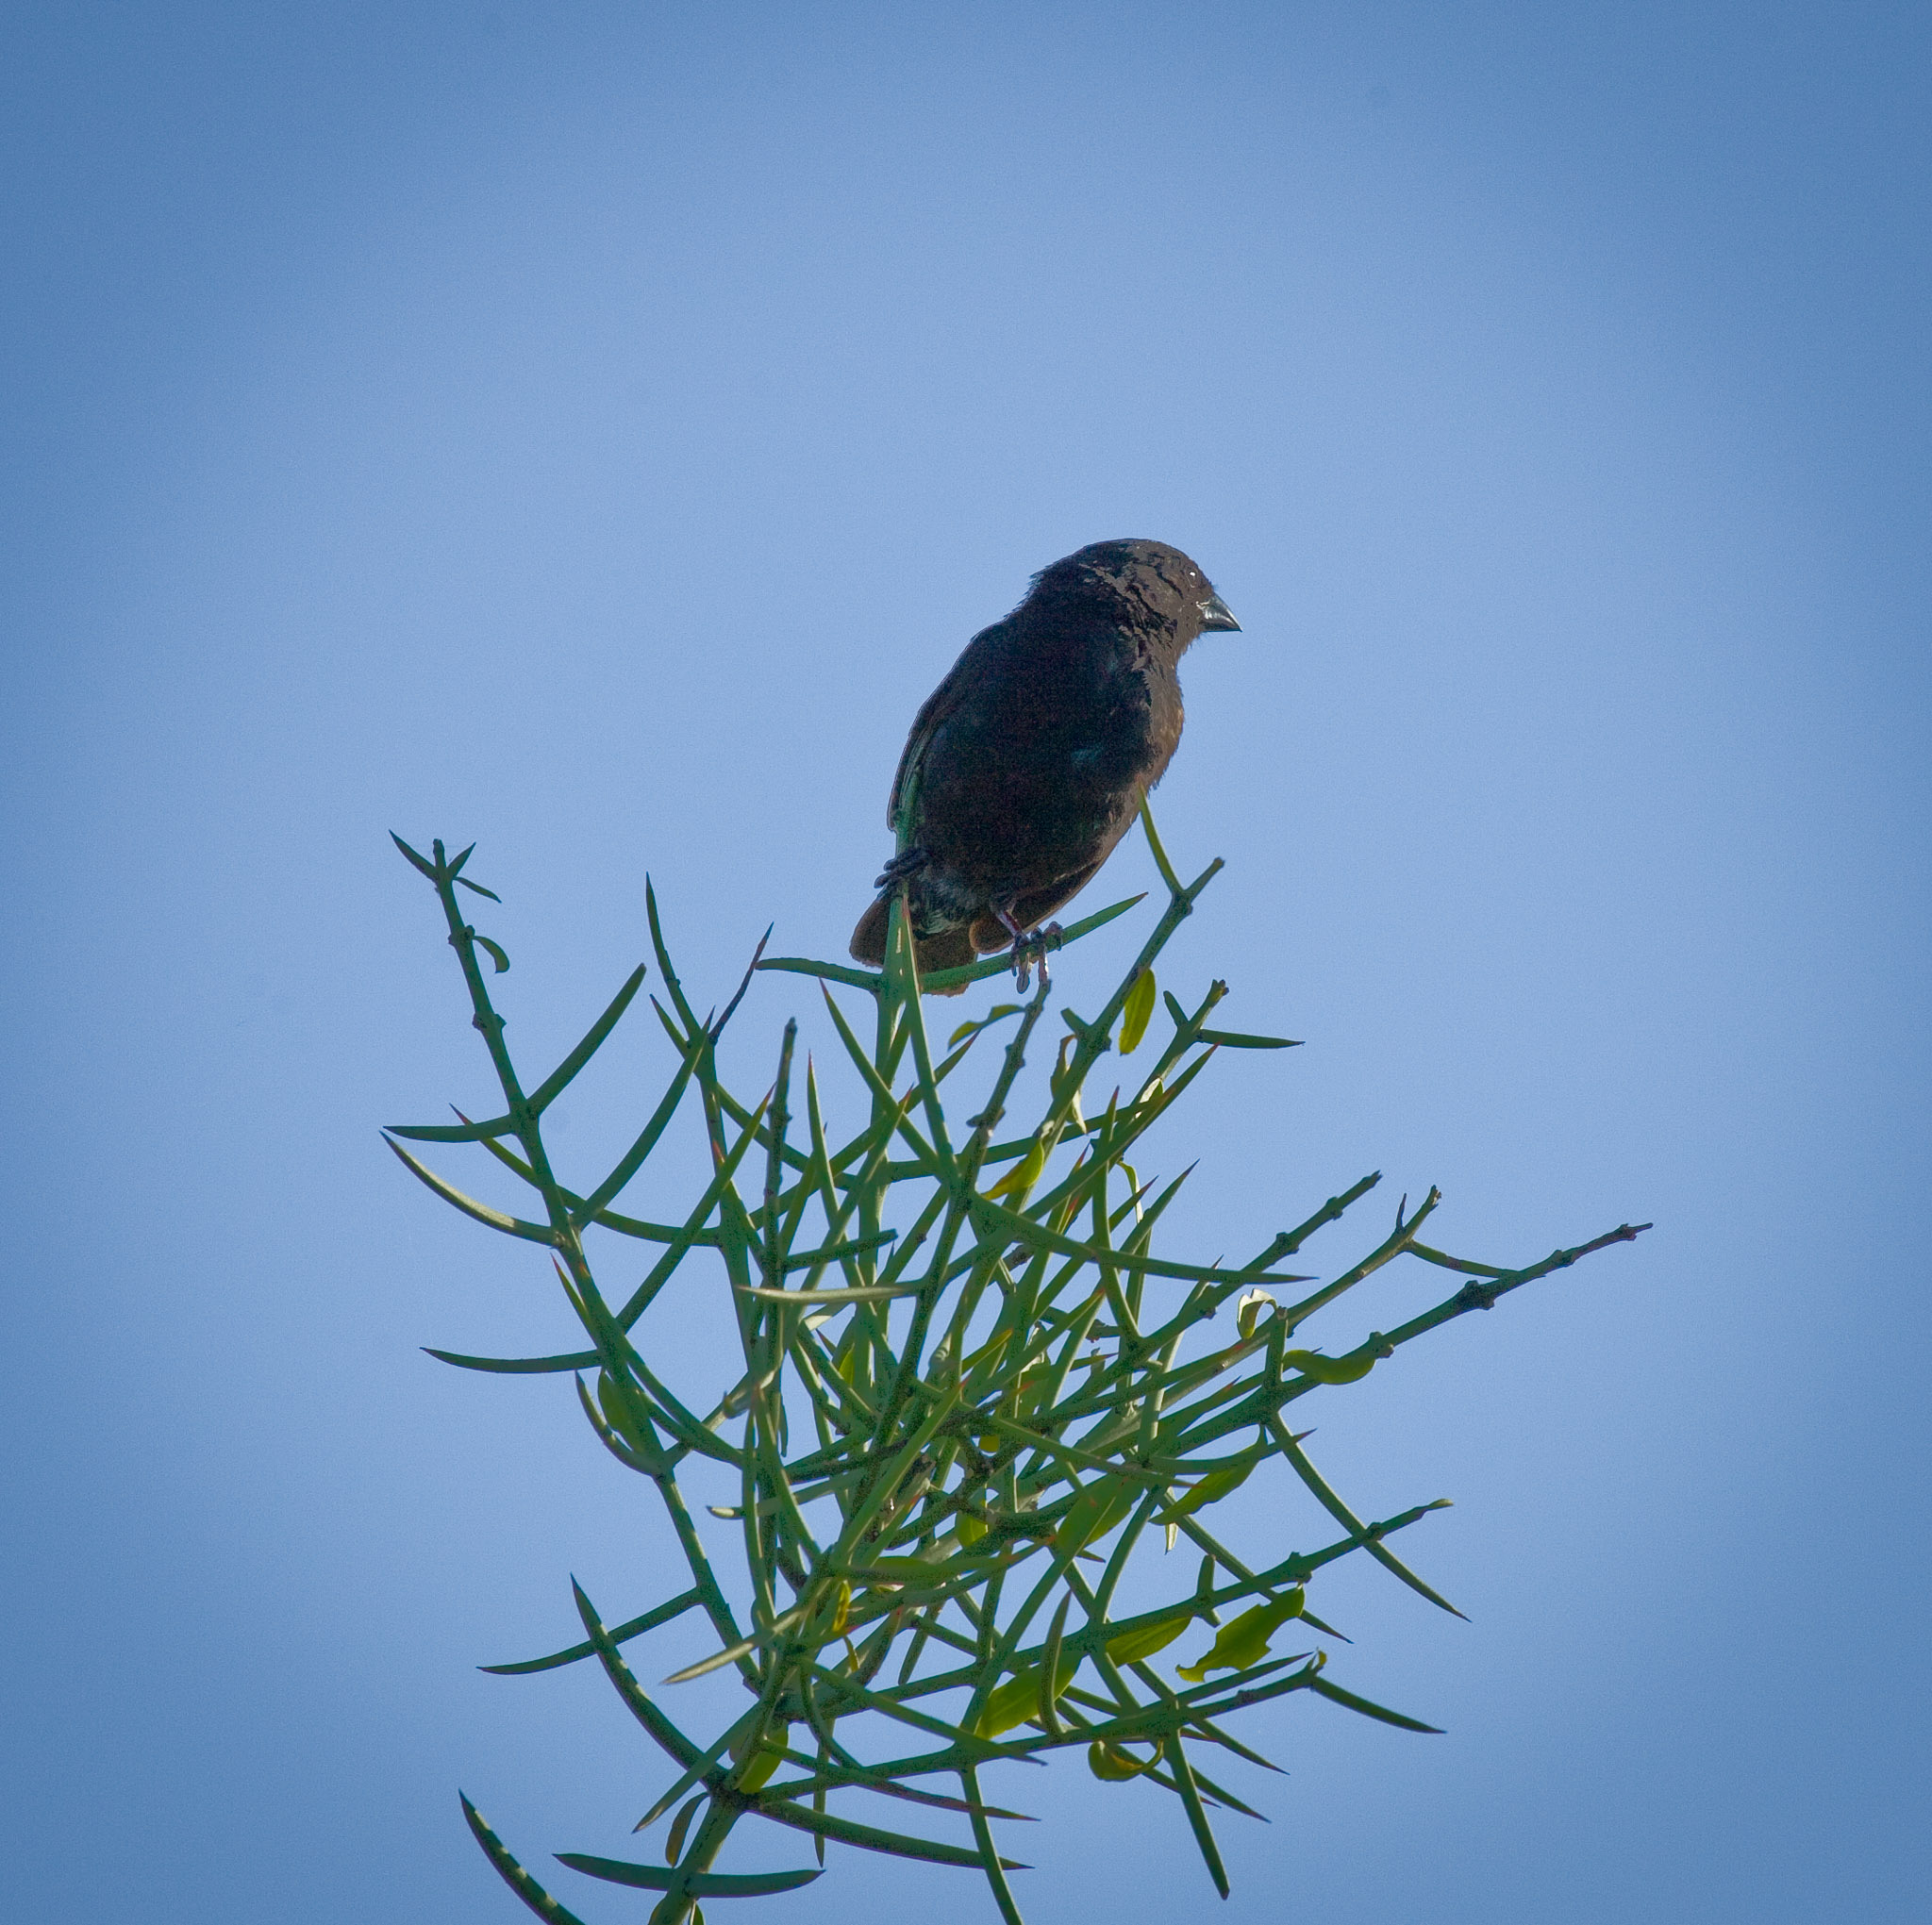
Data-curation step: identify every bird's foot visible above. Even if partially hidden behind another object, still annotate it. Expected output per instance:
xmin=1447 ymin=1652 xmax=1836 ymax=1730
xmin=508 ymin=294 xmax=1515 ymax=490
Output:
xmin=873 ymin=846 xmax=929 ymax=890
xmin=997 ymin=912 xmax=1065 ymax=994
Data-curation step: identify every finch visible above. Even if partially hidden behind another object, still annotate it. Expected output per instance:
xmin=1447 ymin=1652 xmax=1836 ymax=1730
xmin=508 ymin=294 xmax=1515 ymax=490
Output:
xmin=851 ymin=539 xmax=1241 ymax=991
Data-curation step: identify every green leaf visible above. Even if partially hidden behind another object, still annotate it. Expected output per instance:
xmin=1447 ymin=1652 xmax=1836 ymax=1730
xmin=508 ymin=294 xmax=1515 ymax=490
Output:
xmin=779 ymin=1227 xmax=901 ymax=1270
xmin=847 ymin=1554 xmax=952 ymax=1583
xmin=391 ymin=831 xmax=439 ymax=879
xmin=961 ymin=1762 xmax=1028 ymax=1925
xmin=425 ymin=1347 xmax=599 ymax=1375
xmin=661 ymin=1624 xmax=777 ymax=1684
xmin=1307 ymin=1673 xmax=1443 ymax=1734
xmin=755 ymin=1794 xmax=1031 ymax=1869
xmin=755 ymin=954 xmax=887 ymax=993
xmin=1164 ymin=1734 xmax=1230 ymax=1899
xmin=385 ymin=1109 xmax=517 ymax=1142
xmin=736 ymin=1283 xmax=923 ymax=1305
xmin=480 ymin=1589 xmax=702 ymax=1675
xmin=460 ymin=1794 xmax=592 ymax=1925
xmin=1162 ymin=1461 xmax=1256 ymax=1520
xmin=573 ymin=1581 xmax=724 ymax=1767
xmin=1055 ymin=1474 xmax=1141 ymax=1553
xmin=1046 ymin=1037 xmax=1088 ymax=1130
xmin=597 ymin=1369 xmax=667 ymax=1466
xmin=571 ymin=1047 xmax=700 ymax=1226
xmin=1269 ymin=1420 xmax=1467 ymax=1618
xmin=526 ymin=965 xmax=647 ymax=1113
xmin=472 ymin=932 xmax=511 ymax=973
xmin=383 ymin=1137 xmax=555 ymax=1243
xmin=556 ymin=1853 xmax=823 ymax=1897
xmin=1195 ymin=1027 xmax=1300 ymax=1049
xmin=948 ymin=1004 xmax=1023 ymax=1047
xmin=664 ymin=1794 xmax=704 ymax=1865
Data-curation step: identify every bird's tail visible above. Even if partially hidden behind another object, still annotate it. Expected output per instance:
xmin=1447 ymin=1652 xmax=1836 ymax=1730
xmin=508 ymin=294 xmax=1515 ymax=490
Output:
xmin=850 ymin=898 xmax=980 ymax=993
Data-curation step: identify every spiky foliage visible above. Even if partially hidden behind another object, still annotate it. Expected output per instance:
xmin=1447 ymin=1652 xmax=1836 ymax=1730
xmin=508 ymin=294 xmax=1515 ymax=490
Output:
xmin=387 ymin=809 xmax=1645 ymax=1925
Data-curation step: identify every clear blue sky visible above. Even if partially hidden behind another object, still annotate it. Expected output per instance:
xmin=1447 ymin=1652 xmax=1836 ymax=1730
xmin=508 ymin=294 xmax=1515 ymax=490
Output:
xmin=3 ymin=5 xmax=1926 ymax=1921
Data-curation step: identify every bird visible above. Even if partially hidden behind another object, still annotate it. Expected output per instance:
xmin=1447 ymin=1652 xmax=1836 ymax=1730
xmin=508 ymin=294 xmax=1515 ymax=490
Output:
xmin=850 ymin=538 xmax=1241 ymax=993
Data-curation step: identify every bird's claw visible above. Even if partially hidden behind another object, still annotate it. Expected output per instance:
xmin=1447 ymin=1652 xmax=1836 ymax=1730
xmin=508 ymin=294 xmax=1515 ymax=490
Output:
xmin=873 ymin=846 xmax=929 ymax=890
xmin=1008 ymin=921 xmax=1064 ymax=994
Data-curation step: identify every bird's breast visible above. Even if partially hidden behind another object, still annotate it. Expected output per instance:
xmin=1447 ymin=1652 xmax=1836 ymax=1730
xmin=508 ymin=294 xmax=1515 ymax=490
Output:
xmin=910 ymin=644 xmax=1179 ymax=893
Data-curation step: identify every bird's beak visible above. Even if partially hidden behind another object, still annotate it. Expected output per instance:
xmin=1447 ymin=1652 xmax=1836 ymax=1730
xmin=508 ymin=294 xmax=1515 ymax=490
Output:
xmin=1197 ymin=593 xmax=1241 ymax=633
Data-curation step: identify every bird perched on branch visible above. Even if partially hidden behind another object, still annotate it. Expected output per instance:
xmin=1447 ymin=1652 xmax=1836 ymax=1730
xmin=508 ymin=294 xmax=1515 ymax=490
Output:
xmin=851 ymin=538 xmax=1241 ymax=992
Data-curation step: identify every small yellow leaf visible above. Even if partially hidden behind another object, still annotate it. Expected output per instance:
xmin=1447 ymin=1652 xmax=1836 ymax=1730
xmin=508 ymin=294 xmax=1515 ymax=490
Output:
xmin=1088 ymin=1739 xmax=1158 ymax=1781
xmin=986 ymin=1137 xmax=1047 ymax=1203
xmin=975 ymin=1651 xmax=1079 ymax=1737
xmin=1283 ymin=1338 xmax=1384 ymax=1385
xmin=597 ymin=1369 xmax=654 ymax=1455
xmin=1176 ymin=1589 xmax=1306 ymax=1682
xmin=1106 ymin=1610 xmax=1193 ymax=1666
xmin=1119 ymin=968 xmax=1158 ymax=1054
xmin=1057 ymin=1476 xmax=1139 ymax=1553
xmin=1164 ymin=1461 xmax=1255 ymax=1521
xmin=728 ymin=1720 xmax=791 ymax=1791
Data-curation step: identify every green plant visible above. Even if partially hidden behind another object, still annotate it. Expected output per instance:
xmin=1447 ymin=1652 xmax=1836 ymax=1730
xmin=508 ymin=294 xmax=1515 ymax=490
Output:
xmin=388 ymin=808 xmax=1645 ymax=1925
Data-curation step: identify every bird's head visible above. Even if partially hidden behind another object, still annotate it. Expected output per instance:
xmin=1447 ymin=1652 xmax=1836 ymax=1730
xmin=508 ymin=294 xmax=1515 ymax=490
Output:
xmin=1028 ymin=539 xmax=1241 ymax=654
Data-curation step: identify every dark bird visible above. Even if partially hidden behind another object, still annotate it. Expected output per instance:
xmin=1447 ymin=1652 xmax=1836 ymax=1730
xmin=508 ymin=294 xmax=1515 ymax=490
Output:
xmin=851 ymin=538 xmax=1241 ymax=992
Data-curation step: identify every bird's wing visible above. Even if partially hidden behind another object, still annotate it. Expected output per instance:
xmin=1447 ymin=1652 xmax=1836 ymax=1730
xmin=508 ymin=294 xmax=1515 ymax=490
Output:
xmin=886 ymin=622 xmax=1005 ymax=847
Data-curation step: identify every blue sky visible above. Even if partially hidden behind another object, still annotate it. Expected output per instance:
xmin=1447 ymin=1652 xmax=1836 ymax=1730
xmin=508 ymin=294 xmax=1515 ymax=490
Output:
xmin=3 ymin=5 xmax=1927 ymax=1921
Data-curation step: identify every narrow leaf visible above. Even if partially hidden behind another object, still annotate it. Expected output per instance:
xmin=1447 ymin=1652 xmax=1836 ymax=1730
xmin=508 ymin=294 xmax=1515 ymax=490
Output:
xmin=481 ymin=1589 xmax=701 ymax=1675
xmin=527 ymin=965 xmax=647 ymax=1113
xmin=1164 ymin=1734 xmax=1230 ymax=1899
xmin=557 ymin=1854 xmax=822 ymax=1897
xmin=1307 ymin=1673 xmax=1443 ymax=1734
xmin=425 ymin=1348 xmax=598 ymax=1375
xmin=383 ymin=1137 xmax=554 ymax=1243
xmin=736 ymin=1284 xmax=924 ymax=1304
xmin=663 ymin=1794 xmax=704 ymax=1864
xmin=391 ymin=832 xmax=439 ymax=879
xmin=752 ymin=1797 xmax=1028 ymax=1870
xmin=662 ymin=1633 xmax=764 ymax=1685
xmin=460 ymin=1795 xmax=591 ymax=1925
xmin=386 ymin=1110 xmax=517 ymax=1142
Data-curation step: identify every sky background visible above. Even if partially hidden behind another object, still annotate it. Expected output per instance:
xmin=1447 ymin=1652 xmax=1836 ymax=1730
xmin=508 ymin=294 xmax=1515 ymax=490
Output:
xmin=3 ymin=4 xmax=1927 ymax=1921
